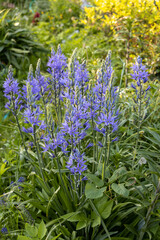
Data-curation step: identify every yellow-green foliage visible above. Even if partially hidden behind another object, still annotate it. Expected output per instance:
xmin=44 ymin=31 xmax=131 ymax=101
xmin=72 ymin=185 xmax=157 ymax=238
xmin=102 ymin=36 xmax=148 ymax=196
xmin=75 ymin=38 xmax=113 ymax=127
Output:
xmin=83 ymin=0 xmax=160 ymax=32
xmin=82 ymin=0 xmax=160 ymax=80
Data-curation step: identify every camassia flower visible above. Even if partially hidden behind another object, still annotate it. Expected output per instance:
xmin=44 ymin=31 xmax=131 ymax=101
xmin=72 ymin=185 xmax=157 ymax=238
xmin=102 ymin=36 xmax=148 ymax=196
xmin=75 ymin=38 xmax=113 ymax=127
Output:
xmin=131 ymin=56 xmax=149 ymax=85
xmin=3 ymin=66 xmax=22 ymax=113
xmin=47 ymin=46 xmax=69 ymax=102
xmin=61 ymin=58 xmax=90 ymax=148
xmin=93 ymin=52 xmax=114 ymax=111
xmin=131 ymin=56 xmax=150 ymax=107
xmin=96 ymin=110 xmax=119 ymax=135
xmin=92 ymin=53 xmax=119 ymax=141
xmin=1 ymin=227 xmax=8 ymax=234
xmin=22 ymin=106 xmax=46 ymax=134
xmin=66 ymin=149 xmax=87 ymax=175
xmin=42 ymin=130 xmax=68 ymax=155
xmin=22 ymin=66 xmax=47 ymax=134
xmin=22 ymin=63 xmax=48 ymax=104
xmin=74 ymin=60 xmax=89 ymax=95
xmin=61 ymin=110 xmax=89 ymax=147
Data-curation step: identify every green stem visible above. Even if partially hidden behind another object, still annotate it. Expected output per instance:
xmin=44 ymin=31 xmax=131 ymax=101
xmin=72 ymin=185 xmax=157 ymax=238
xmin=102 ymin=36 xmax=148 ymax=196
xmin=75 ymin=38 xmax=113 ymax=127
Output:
xmin=15 ymin=113 xmax=29 ymax=159
xmin=133 ymin=81 xmax=142 ymax=167
xmin=91 ymin=117 xmax=96 ymax=173
xmin=102 ymin=132 xmax=110 ymax=181
xmin=106 ymin=134 xmax=111 ymax=167
xmin=42 ymin=95 xmax=48 ymax=126
xmin=33 ymin=126 xmax=45 ymax=182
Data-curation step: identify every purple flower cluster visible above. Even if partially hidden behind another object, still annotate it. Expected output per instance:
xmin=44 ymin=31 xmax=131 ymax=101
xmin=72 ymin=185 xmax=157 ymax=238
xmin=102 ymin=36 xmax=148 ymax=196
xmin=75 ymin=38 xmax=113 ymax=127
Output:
xmin=93 ymin=53 xmax=113 ymax=108
xmin=3 ymin=66 xmax=22 ymax=114
xmin=66 ymin=149 xmax=87 ymax=175
xmin=22 ymin=63 xmax=48 ymax=103
xmin=131 ymin=56 xmax=149 ymax=85
xmin=74 ymin=60 xmax=89 ymax=94
xmin=131 ymin=56 xmax=150 ymax=105
xmin=3 ymin=47 xmax=121 ymax=180
xmin=61 ymin=60 xmax=90 ymax=150
xmin=42 ymin=130 xmax=68 ymax=155
xmin=91 ymin=54 xmax=119 ymax=141
xmin=1 ymin=227 xmax=8 ymax=234
xmin=22 ymin=63 xmax=48 ymax=134
xmin=22 ymin=106 xmax=46 ymax=134
xmin=47 ymin=46 xmax=69 ymax=103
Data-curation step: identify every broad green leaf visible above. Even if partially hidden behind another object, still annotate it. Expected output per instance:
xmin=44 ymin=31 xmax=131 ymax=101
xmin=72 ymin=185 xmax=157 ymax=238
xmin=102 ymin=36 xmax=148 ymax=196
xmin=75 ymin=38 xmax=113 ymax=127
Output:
xmin=109 ymin=167 xmax=127 ymax=183
xmin=85 ymin=183 xmax=106 ymax=199
xmin=25 ymin=223 xmax=38 ymax=238
xmin=17 ymin=236 xmax=31 ymax=240
xmin=0 ymin=46 xmax=4 ymax=52
xmin=111 ymin=183 xmax=129 ymax=197
xmin=76 ymin=221 xmax=87 ymax=230
xmin=38 ymin=221 xmax=47 ymax=239
xmin=99 ymin=200 xmax=113 ymax=219
xmin=0 ymin=164 xmax=9 ymax=175
xmin=94 ymin=196 xmax=113 ymax=219
xmin=85 ymin=173 xmax=104 ymax=187
xmin=91 ymin=216 xmax=101 ymax=228
xmin=62 ymin=212 xmax=86 ymax=222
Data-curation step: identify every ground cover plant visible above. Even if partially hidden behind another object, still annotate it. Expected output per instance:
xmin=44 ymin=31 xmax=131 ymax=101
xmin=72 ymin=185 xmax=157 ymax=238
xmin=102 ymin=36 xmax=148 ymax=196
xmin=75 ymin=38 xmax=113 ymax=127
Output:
xmin=1 ymin=45 xmax=160 ymax=240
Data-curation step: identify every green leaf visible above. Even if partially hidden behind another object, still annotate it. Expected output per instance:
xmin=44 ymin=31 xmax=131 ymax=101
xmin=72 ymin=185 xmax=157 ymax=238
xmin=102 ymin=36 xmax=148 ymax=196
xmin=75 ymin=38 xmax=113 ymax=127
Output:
xmin=10 ymin=48 xmax=30 ymax=54
xmin=0 ymin=163 xmax=9 ymax=175
xmin=62 ymin=212 xmax=86 ymax=222
xmin=38 ymin=221 xmax=47 ymax=239
xmin=76 ymin=221 xmax=87 ymax=230
xmin=0 ymin=46 xmax=4 ymax=52
xmin=91 ymin=216 xmax=101 ymax=228
xmin=51 ymin=234 xmax=62 ymax=240
xmin=85 ymin=183 xmax=106 ymax=199
xmin=99 ymin=200 xmax=113 ymax=219
xmin=85 ymin=173 xmax=104 ymax=187
xmin=17 ymin=236 xmax=31 ymax=240
xmin=146 ymin=128 xmax=160 ymax=143
xmin=111 ymin=183 xmax=129 ymax=197
xmin=109 ymin=167 xmax=127 ymax=183
xmin=25 ymin=223 xmax=38 ymax=238
xmin=94 ymin=196 xmax=113 ymax=219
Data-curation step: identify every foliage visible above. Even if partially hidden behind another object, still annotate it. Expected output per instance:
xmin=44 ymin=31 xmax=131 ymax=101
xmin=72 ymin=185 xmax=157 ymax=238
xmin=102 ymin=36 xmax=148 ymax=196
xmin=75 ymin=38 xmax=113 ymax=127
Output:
xmin=82 ymin=0 xmax=160 ymax=85
xmin=17 ymin=221 xmax=47 ymax=240
xmin=31 ymin=0 xmax=82 ymax=47
xmin=0 ymin=9 xmax=45 ymax=72
xmin=1 ymin=47 xmax=160 ymax=240
xmin=0 ymin=8 xmax=47 ymax=106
